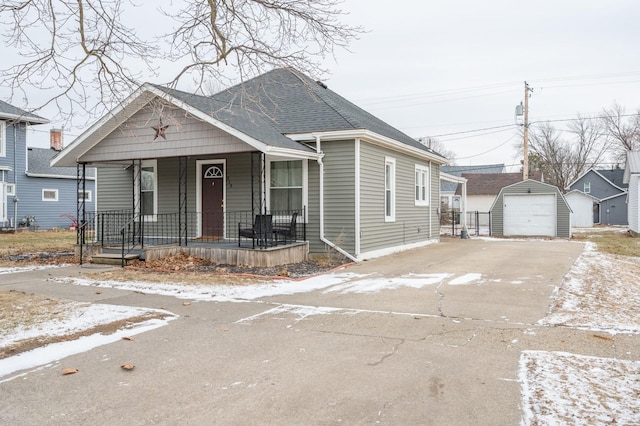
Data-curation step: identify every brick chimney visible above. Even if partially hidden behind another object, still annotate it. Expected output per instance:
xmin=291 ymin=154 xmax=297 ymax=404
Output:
xmin=50 ymin=128 xmax=63 ymax=151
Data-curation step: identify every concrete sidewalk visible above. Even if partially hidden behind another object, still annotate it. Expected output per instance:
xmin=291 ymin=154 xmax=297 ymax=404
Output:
xmin=2 ymin=237 xmax=632 ymax=425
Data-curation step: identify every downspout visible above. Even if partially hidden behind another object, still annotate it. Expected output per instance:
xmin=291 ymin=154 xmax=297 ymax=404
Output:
xmin=315 ymin=135 xmax=358 ymax=262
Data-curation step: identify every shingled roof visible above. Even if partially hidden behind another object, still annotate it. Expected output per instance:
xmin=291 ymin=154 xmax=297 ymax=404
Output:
xmin=27 ymin=147 xmax=95 ymax=178
xmin=149 ymin=84 xmax=315 ymax=153
xmin=455 ymin=171 xmax=542 ymax=196
xmin=209 ymin=68 xmax=442 ymax=157
xmin=596 ymin=168 xmax=627 ymax=189
xmin=0 ymin=100 xmax=49 ymax=124
xmin=441 ymin=164 xmax=505 ymax=193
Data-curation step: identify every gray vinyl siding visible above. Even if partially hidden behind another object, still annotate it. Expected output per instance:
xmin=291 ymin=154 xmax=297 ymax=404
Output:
xmin=312 ymin=140 xmax=356 ymax=255
xmin=570 ymin=171 xmax=624 ymax=200
xmin=97 ymin=166 xmax=134 ymax=211
xmin=307 ymin=158 xmax=321 ymax=253
xmin=360 ymin=142 xmax=437 ymax=254
xmin=600 ymin=193 xmax=627 ymax=225
xmin=629 ymin=175 xmax=639 ymax=233
xmin=81 ymin=105 xmax=254 ymax=163
xmin=491 ymin=180 xmax=571 ymax=238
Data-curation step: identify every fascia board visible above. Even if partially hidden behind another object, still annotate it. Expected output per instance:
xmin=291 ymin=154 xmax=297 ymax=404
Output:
xmin=0 ymin=113 xmax=49 ymax=125
xmin=288 ymin=130 xmax=448 ymax=164
xmin=440 ymin=171 xmax=467 ymax=184
xmin=591 ymin=169 xmax=627 ymax=193
xmin=146 ymin=86 xmax=318 ymax=159
xmin=25 ymin=172 xmax=96 ymax=180
xmin=148 ymin=85 xmax=275 ymax=155
xmin=51 ymin=86 xmax=156 ymax=167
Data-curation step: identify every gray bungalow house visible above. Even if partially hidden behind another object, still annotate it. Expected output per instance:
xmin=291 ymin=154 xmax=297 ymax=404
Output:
xmin=52 ymin=68 xmax=447 ymax=265
xmin=1 ymin=101 xmax=95 ymax=230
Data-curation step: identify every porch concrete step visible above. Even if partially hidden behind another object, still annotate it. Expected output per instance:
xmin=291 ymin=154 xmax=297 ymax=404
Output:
xmin=91 ymin=253 xmax=140 ymax=266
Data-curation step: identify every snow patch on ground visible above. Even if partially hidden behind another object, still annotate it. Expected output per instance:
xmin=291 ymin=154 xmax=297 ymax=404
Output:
xmin=0 ymin=314 xmax=175 ymax=381
xmin=0 ymin=264 xmax=65 ymax=275
xmin=520 ymin=350 xmax=640 ymax=425
xmin=540 ymin=242 xmax=640 ymax=334
xmin=448 ymin=273 xmax=482 ymax=285
xmin=0 ymin=303 xmax=173 ymax=349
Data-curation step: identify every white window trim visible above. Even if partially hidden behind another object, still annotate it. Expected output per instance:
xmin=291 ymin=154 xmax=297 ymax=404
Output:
xmin=78 ymin=190 xmax=92 ymax=202
xmin=385 ymin=157 xmax=396 ymax=222
xmin=5 ymin=183 xmax=15 ymax=196
xmin=134 ymin=160 xmax=157 ymax=222
xmin=42 ymin=189 xmax=59 ymax=202
xmin=0 ymin=121 xmax=6 ymax=157
xmin=584 ymin=182 xmax=591 ymax=194
xmin=265 ymin=156 xmax=308 ymax=222
xmin=415 ymin=164 xmax=430 ymax=206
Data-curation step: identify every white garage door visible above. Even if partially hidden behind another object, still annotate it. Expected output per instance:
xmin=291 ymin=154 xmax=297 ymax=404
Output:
xmin=503 ymin=194 xmax=556 ymax=236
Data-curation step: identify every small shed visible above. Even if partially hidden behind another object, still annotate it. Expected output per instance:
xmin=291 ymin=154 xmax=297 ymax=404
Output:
xmin=490 ymin=179 xmax=572 ymax=238
xmin=565 ymin=189 xmax=598 ymax=227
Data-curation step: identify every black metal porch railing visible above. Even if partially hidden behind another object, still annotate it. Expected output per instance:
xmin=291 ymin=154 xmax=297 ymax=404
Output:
xmin=77 ymin=208 xmax=307 ymax=258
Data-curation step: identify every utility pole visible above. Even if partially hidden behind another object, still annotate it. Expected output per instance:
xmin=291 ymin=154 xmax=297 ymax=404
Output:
xmin=522 ymin=81 xmax=533 ymax=180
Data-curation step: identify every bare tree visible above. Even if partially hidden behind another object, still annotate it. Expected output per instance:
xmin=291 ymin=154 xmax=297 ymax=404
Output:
xmin=600 ymin=102 xmax=640 ymax=164
xmin=417 ymin=137 xmax=457 ymax=164
xmin=0 ymin=0 xmax=362 ymax=125
xmin=524 ymin=116 xmax=609 ymax=190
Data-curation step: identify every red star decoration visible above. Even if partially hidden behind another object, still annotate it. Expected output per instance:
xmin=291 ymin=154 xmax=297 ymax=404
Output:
xmin=152 ymin=119 xmax=169 ymax=141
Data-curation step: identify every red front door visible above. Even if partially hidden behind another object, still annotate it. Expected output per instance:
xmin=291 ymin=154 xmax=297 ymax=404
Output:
xmin=202 ymin=164 xmax=224 ymax=238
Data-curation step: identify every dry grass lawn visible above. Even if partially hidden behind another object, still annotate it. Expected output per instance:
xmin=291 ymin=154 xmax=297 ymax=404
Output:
xmin=0 ymin=229 xmax=77 ymax=266
xmin=572 ymin=228 xmax=640 ymax=257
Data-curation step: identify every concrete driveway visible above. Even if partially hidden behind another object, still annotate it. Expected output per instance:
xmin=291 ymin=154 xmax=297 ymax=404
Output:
xmin=0 ymin=237 xmax=604 ymax=425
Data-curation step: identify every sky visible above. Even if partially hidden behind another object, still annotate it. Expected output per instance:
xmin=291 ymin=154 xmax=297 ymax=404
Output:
xmin=17 ymin=0 xmax=640 ymax=171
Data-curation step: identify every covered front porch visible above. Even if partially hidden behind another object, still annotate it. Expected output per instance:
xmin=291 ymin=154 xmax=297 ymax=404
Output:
xmin=78 ymin=206 xmax=308 ymax=267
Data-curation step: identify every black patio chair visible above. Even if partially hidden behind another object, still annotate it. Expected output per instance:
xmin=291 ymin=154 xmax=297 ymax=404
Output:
xmin=273 ymin=212 xmax=298 ymax=245
xmin=238 ymin=214 xmax=273 ymax=248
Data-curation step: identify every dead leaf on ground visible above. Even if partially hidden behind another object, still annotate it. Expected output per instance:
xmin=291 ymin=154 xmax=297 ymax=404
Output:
xmin=62 ymin=368 xmax=79 ymax=375
xmin=122 ymin=336 xmax=134 ymax=341
xmin=121 ymin=364 xmax=135 ymax=370
xmin=95 ymin=291 xmax=102 ymax=294
xmin=182 ymin=301 xmax=191 ymax=306
xmin=219 ymin=328 xmax=229 ymax=332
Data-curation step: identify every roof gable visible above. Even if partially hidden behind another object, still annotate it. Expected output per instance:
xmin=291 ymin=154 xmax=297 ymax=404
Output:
xmin=567 ymin=168 xmax=627 ymax=192
xmin=455 ymin=171 xmax=542 ymax=196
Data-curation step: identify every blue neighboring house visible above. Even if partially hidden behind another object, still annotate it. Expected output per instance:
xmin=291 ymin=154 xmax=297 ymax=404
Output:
xmin=565 ymin=168 xmax=628 ymax=226
xmin=0 ymin=100 xmax=95 ymax=230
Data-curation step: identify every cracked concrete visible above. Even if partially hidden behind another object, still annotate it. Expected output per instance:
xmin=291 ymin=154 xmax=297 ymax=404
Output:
xmin=2 ymin=237 xmax=636 ymax=425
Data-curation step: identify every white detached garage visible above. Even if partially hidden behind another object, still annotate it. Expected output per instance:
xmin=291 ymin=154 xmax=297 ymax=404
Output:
xmin=490 ymin=179 xmax=572 ymax=238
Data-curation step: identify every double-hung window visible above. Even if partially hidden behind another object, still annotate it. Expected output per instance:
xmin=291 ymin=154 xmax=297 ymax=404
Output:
xmin=269 ymin=160 xmax=303 ymax=212
xmin=385 ymin=157 xmax=396 ymax=222
xmin=135 ymin=160 xmax=157 ymax=221
xmin=584 ymin=182 xmax=591 ymax=194
xmin=415 ymin=165 xmax=430 ymax=206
